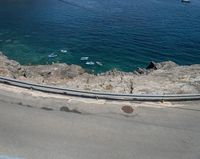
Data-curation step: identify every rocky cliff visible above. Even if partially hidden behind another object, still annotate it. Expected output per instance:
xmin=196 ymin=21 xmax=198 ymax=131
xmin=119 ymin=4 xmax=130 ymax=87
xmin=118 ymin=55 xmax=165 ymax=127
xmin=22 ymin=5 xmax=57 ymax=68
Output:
xmin=0 ymin=52 xmax=199 ymax=94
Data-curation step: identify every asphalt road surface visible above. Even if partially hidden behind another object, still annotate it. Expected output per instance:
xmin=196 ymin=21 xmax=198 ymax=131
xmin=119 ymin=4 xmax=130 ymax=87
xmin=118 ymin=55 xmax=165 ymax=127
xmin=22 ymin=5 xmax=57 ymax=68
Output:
xmin=0 ymin=96 xmax=200 ymax=159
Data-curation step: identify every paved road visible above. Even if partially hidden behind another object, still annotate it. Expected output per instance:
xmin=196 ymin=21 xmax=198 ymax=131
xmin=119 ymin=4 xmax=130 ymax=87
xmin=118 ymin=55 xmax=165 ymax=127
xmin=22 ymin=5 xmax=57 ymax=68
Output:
xmin=0 ymin=96 xmax=200 ymax=159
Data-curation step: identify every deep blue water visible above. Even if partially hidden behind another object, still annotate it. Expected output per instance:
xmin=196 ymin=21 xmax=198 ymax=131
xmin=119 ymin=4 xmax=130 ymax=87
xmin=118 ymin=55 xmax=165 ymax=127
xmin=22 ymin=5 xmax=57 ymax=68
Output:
xmin=0 ymin=0 xmax=200 ymax=72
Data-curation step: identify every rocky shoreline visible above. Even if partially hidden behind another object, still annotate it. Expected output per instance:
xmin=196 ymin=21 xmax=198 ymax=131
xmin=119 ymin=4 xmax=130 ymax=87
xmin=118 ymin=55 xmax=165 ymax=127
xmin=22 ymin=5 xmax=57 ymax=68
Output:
xmin=0 ymin=52 xmax=199 ymax=94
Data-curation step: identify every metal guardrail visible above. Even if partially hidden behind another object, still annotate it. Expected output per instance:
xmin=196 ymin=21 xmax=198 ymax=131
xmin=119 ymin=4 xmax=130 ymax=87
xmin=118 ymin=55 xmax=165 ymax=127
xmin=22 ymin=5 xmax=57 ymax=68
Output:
xmin=0 ymin=76 xmax=199 ymax=101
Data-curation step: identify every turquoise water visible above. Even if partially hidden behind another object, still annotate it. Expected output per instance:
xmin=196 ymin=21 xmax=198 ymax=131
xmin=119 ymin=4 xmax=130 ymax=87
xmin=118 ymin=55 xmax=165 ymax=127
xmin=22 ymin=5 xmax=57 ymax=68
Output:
xmin=0 ymin=0 xmax=200 ymax=72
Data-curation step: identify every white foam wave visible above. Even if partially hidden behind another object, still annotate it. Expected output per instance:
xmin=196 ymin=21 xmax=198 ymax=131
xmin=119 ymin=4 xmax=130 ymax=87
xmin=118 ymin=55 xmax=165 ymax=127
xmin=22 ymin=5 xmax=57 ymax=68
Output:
xmin=96 ymin=61 xmax=103 ymax=66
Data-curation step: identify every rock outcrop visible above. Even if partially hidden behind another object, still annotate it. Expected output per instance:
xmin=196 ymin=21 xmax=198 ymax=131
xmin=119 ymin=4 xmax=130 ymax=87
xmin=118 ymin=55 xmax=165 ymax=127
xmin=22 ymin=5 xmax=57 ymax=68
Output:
xmin=146 ymin=61 xmax=178 ymax=70
xmin=0 ymin=52 xmax=199 ymax=94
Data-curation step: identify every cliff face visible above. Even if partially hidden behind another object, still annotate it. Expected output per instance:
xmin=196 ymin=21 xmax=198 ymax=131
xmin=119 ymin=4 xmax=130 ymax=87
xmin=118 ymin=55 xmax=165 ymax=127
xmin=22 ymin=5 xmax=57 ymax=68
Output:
xmin=0 ymin=52 xmax=200 ymax=94
xmin=0 ymin=52 xmax=85 ymax=80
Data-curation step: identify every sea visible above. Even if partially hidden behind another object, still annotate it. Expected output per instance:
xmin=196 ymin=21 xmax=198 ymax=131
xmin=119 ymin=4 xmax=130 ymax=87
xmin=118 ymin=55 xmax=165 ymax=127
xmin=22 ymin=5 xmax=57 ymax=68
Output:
xmin=0 ymin=0 xmax=200 ymax=73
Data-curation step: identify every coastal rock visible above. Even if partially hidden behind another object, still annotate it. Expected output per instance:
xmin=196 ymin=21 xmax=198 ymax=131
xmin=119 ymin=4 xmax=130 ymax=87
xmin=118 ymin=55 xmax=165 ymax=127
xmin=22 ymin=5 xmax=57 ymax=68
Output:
xmin=146 ymin=61 xmax=178 ymax=70
xmin=25 ymin=64 xmax=85 ymax=80
xmin=65 ymin=64 xmax=85 ymax=78
xmin=102 ymin=68 xmax=130 ymax=76
xmin=0 ymin=52 xmax=25 ymax=78
xmin=135 ymin=68 xmax=148 ymax=75
xmin=157 ymin=61 xmax=178 ymax=70
xmin=0 ymin=53 xmax=199 ymax=95
xmin=146 ymin=61 xmax=157 ymax=70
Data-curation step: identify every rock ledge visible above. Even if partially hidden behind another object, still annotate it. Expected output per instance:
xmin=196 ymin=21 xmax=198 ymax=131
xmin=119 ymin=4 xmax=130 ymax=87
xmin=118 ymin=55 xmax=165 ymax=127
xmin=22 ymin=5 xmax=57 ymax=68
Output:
xmin=0 ymin=52 xmax=199 ymax=94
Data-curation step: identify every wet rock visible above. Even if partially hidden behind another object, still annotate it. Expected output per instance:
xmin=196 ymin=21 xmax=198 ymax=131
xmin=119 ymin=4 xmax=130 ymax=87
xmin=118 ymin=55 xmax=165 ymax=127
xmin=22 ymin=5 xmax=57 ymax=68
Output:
xmin=146 ymin=61 xmax=178 ymax=70
xmin=146 ymin=61 xmax=158 ymax=70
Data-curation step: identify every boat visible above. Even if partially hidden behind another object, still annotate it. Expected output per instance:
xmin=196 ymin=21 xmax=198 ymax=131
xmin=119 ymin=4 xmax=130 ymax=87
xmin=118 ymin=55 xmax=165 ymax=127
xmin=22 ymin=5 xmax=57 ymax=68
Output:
xmin=86 ymin=61 xmax=95 ymax=65
xmin=48 ymin=53 xmax=57 ymax=58
xmin=60 ymin=49 xmax=67 ymax=53
xmin=181 ymin=0 xmax=190 ymax=3
xmin=80 ymin=57 xmax=89 ymax=61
